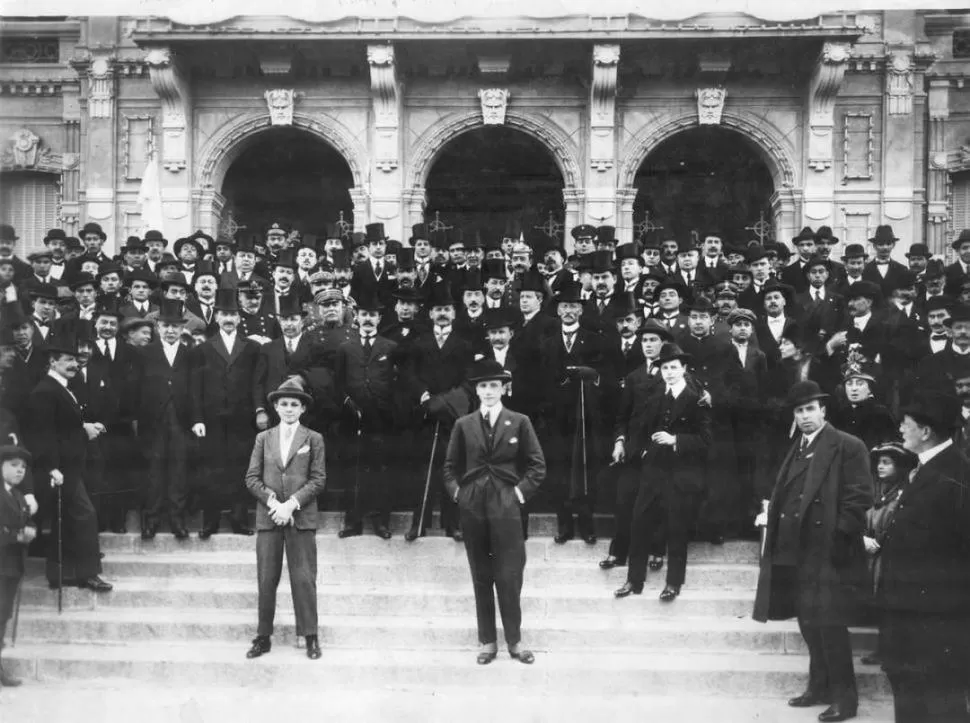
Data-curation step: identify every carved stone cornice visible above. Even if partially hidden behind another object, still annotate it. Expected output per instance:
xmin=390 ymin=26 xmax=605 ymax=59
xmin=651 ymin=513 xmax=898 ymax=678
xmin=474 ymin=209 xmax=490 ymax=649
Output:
xmin=367 ymin=43 xmax=401 ymax=173
xmin=146 ymin=48 xmax=190 ymax=172
xmin=591 ymin=44 xmax=619 ymax=128
xmin=0 ymin=128 xmax=74 ymax=174
xmin=885 ymin=50 xmax=914 ymax=116
xmin=807 ymin=42 xmax=850 ymax=172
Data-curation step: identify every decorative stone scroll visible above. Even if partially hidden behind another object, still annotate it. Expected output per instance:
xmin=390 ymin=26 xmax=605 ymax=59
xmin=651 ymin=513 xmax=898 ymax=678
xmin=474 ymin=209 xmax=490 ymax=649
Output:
xmin=696 ymin=88 xmax=727 ymax=125
xmin=264 ymin=89 xmax=297 ymax=126
xmin=146 ymin=48 xmax=190 ymax=172
xmin=590 ymin=44 xmax=620 ymax=172
xmin=807 ymin=42 xmax=850 ymax=172
xmin=367 ymin=44 xmax=401 ymax=172
xmin=0 ymin=128 xmax=68 ymax=173
xmin=478 ymin=89 xmax=509 ymax=125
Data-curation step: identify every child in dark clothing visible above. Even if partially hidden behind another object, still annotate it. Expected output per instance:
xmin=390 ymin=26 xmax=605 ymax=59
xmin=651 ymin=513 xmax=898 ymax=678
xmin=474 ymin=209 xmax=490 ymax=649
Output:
xmin=0 ymin=444 xmax=35 ymax=688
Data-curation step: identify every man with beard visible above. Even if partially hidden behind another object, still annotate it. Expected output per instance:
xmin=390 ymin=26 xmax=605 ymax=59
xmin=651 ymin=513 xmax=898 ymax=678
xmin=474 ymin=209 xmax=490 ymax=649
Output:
xmin=255 ymin=296 xmax=313 ymax=430
xmin=335 ymin=293 xmax=399 ymax=539
xmin=541 ymin=242 xmax=573 ymax=300
xmin=638 ymin=269 xmax=665 ymax=318
xmin=879 ymin=392 xmax=970 ymax=723
xmin=25 ymin=341 xmax=113 ymax=592
xmin=404 ymin=282 xmax=475 ymax=542
xmin=192 ymin=288 xmax=261 ymax=539
xmin=237 ymin=281 xmax=279 ymax=345
xmin=539 ymin=279 xmax=609 ymax=545
xmin=753 ymin=381 xmax=871 ymax=723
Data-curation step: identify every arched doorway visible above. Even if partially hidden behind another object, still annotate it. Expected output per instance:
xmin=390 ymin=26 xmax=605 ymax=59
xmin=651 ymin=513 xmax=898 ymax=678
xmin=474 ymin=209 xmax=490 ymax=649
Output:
xmin=633 ymin=126 xmax=775 ymax=244
xmin=220 ymin=127 xmax=354 ymax=240
xmin=424 ymin=126 xmax=564 ymax=240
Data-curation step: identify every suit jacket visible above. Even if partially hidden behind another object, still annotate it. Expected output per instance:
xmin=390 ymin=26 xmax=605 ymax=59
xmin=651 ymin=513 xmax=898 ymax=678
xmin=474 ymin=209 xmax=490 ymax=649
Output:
xmin=863 ymin=259 xmax=910 ymax=299
xmin=218 ymin=270 xmax=270 ymax=291
xmin=350 ymin=261 xmax=395 ymax=307
xmin=254 ymin=334 xmax=314 ymax=412
xmin=24 ymin=375 xmax=87 ymax=483
xmin=81 ymin=340 xmax=140 ymax=427
xmin=245 ymin=424 xmax=326 ymax=531
xmin=755 ymin=315 xmax=801 ymax=367
xmin=0 ymin=483 xmax=31 ymax=578
xmin=1 ymin=346 xmax=47 ymax=420
xmin=723 ymin=342 xmax=768 ymax=417
xmin=539 ymin=325 xmax=610 ymax=415
xmin=334 ymin=334 xmax=399 ymax=417
xmin=508 ymin=312 xmax=557 ymax=416
xmin=119 ymin=301 xmax=158 ymax=319
xmin=635 ymin=384 xmax=712 ymax=493
xmin=407 ymin=329 xmax=475 ymax=401
xmin=192 ymin=334 xmax=260 ymax=424
xmin=134 ymin=341 xmax=196 ymax=430
xmin=453 ymin=312 xmax=490 ymax=357
xmin=753 ymin=423 xmax=872 ymax=625
xmin=780 ymin=259 xmax=811 ymax=294
xmin=612 ymin=364 xmax=665 ymax=458
xmin=794 ymin=289 xmax=845 ymax=356
xmin=878 ymin=443 xmax=970 ymax=614
xmin=442 ymin=406 xmax=545 ymax=503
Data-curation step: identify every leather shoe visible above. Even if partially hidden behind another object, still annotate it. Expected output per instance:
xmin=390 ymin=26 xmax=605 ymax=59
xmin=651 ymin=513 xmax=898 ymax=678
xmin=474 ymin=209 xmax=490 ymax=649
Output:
xmin=141 ymin=523 xmax=157 ymax=540
xmin=509 ymin=647 xmax=535 ymax=665
xmin=404 ymin=527 xmax=422 ymax=542
xmin=818 ymin=704 xmax=856 ymax=722
xmin=554 ymin=532 xmax=574 ymax=544
xmin=172 ymin=524 xmax=189 ymax=541
xmin=659 ymin=585 xmax=680 ymax=602
xmin=613 ymin=582 xmax=643 ymax=598
xmin=788 ymin=692 xmax=831 ymax=708
xmin=648 ymin=557 xmax=665 ymax=571
xmin=476 ymin=649 xmax=498 ymax=665
xmin=230 ymin=521 xmax=254 ymax=536
xmin=305 ymin=635 xmax=321 ymax=660
xmin=599 ymin=556 xmax=626 ymax=570
xmin=0 ymin=668 xmax=22 ymax=687
xmin=450 ymin=528 xmax=464 ymax=543
xmin=373 ymin=525 xmax=392 ymax=540
xmin=582 ymin=533 xmax=597 ymax=545
xmin=80 ymin=576 xmax=113 ymax=593
xmin=246 ymin=636 xmax=271 ymax=659
xmin=338 ymin=526 xmax=362 ymax=539
xmin=198 ymin=524 xmax=219 ymax=540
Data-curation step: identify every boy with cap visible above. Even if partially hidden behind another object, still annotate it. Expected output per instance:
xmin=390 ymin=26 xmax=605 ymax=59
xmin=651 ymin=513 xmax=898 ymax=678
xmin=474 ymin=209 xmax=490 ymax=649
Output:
xmin=244 ymin=377 xmax=326 ymax=662
xmin=0 ymin=445 xmax=34 ymax=688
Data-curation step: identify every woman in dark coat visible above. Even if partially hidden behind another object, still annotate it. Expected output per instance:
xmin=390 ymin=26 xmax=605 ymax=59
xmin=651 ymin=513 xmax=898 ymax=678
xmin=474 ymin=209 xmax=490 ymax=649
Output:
xmin=829 ymin=364 xmax=897 ymax=451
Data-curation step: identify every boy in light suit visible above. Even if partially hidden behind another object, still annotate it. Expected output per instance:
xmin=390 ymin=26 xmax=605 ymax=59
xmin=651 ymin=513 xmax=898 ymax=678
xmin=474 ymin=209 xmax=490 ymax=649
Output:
xmin=244 ymin=377 xmax=326 ymax=661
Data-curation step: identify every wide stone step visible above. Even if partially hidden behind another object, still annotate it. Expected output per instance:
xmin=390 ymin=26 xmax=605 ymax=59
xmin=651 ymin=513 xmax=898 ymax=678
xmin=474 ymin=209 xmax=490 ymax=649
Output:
xmin=27 ymin=554 xmax=761 ymax=587
xmin=13 ymin=607 xmax=879 ymax=655
xmin=96 ymin=533 xmax=760 ymax=564
xmin=20 ymin=577 xmax=761 ymax=618
xmin=4 ymin=645 xmax=891 ymax=699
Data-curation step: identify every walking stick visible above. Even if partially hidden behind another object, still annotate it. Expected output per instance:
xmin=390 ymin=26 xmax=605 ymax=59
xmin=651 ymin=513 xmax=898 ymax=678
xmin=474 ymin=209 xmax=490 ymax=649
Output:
xmin=57 ymin=484 xmax=63 ymax=614
xmin=10 ymin=548 xmax=26 ymax=646
xmin=579 ymin=381 xmax=588 ymax=497
xmin=352 ymin=409 xmax=363 ymax=516
xmin=416 ymin=421 xmax=441 ymax=534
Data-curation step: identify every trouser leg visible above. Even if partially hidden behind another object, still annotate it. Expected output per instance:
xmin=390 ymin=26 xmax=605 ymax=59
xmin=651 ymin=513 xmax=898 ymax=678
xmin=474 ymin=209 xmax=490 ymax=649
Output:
xmin=608 ymin=465 xmax=639 ymax=561
xmin=284 ymin=527 xmax=318 ymax=637
xmin=458 ymin=481 xmax=496 ymax=645
xmin=627 ymin=471 xmax=663 ymax=587
xmin=165 ymin=412 xmax=189 ymax=522
xmin=664 ymin=488 xmax=701 ymax=588
xmin=47 ymin=476 xmax=102 ymax=583
xmin=487 ymin=480 xmax=526 ymax=648
xmin=256 ymin=529 xmax=284 ymax=637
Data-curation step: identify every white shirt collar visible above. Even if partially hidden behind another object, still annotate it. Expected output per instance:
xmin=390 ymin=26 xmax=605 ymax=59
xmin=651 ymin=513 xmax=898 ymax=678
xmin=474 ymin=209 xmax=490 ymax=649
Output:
xmin=48 ymin=369 xmax=69 ymax=388
xmin=435 ymin=324 xmax=452 ymax=336
xmin=480 ymin=401 xmax=504 ymax=421
xmin=767 ymin=314 xmax=785 ymax=325
xmin=954 ymin=344 xmax=970 ymax=356
xmin=161 ymin=338 xmax=180 ymax=351
xmin=801 ymin=422 xmax=826 ymax=447
xmin=853 ymin=312 xmax=872 ymax=329
xmin=666 ymin=379 xmax=687 ymax=397
xmin=220 ymin=330 xmax=236 ymax=348
xmin=918 ymin=438 xmax=953 ymax=467
xmin=280 ymin=420 xmax=300 ymax=434
xmin=561 ymin=323 xmax=579 ymax=334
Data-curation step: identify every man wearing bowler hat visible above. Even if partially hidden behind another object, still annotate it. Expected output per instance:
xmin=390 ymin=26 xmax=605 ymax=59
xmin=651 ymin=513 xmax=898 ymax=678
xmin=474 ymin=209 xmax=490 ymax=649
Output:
xmin=443 ymin=358 xmax=545 ymax=666
xmin=132 ymin=299 xmax=195 ymax=539
xmin=862 ymin=225 xmax=908 ymax=300
xmin=753 ymin=380 xmax=872 ymax=723
xmin=335 ymin=292 xmax=399 ymax=539
xmin=245 ymin=376 xmax=326 ymax=662
xmin=66 ymin=222 xmax=111 ymax=278
xmin=24 ymin=339 xmax=113 ymax=591
xmin=192 ymin=288 xmax=261 ymax=539
xmin=0 ymin=225 xmax=30 ymax=283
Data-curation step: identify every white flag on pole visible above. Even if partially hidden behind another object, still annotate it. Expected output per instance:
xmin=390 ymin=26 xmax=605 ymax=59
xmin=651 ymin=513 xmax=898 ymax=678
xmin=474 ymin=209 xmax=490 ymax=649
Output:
xmin=137 ymin=152 xmax=164 ymax=236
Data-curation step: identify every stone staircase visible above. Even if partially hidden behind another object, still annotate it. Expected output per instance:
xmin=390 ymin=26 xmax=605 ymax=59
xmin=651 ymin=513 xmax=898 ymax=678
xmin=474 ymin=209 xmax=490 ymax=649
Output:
xmin=5 ymin=513 xmax=890 ymax=704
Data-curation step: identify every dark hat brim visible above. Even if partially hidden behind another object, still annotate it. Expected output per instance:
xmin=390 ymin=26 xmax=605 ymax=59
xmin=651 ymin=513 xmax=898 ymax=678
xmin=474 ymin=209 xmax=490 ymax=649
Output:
xmin=468 ymin=370 xmax=512 ymax=384
xmin=267 ymin=389 xmax=313 ymax=405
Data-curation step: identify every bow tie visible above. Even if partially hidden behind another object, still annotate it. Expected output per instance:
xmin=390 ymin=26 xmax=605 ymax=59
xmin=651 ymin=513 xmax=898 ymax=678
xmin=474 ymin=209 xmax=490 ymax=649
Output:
xmin=875 ymin=260 xmax=890 ymax=266
xmin=931 ymin=333 xmax=949 ymax=341
xmin=51 ymin=261 xmax=64 ymax=266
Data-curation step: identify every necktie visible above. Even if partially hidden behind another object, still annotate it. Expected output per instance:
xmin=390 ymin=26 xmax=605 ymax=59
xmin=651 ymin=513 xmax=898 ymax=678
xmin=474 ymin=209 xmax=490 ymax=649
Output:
xmin=564 ymin=331 xmax=576 ymax=352
xmin=418 ymin=264 xmax=428 ymax=283
xmin=800 ymin=436 xmax=810 ymax=454
xmin=286 ymin=338 xmax=295 ymax=354
xmin=435 ymin=331 xmax=448 ymax=348
xmin=484 ymin=411 xmax=493 ymax=430
xmin=622 ymin=340 xmax=631 ymax=354
xmin=598 ymin=299 xmax=606 ymax=313
xmin=282 ymin=427 xmax=293 ymax=460
xmin=375 ymin=261 xmax=383 ymax=278
xmin=363 ymin=335 xmax=373 ymax=352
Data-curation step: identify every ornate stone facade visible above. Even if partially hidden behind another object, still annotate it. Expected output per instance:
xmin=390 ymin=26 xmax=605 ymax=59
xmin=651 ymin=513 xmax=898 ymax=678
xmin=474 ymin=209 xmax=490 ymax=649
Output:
xmin=0 ymin=11 xmax=968 ymax=258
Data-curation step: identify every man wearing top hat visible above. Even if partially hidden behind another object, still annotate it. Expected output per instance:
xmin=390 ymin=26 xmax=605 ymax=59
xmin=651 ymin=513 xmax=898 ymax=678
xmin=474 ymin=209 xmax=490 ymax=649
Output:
xmin=254 ymin=295 xmax=314 ymax=430
xmin=132 ymin=299 xmax=195 ymax=539
xmin=452 ymin=269 xmax=490 ymax=359
xmin=66 ymin=222 xmax=111 ymax=279
xmin=507 ymin=267 xmax=557 ymax=427
xmin=146 ymin=272 xmax=207 ymax=337
xmin=539 ymin=278 xmax=610 ymax=545
xmin=753 ymin=380 xmax=872 ymax=723
xmin=581 ymin=250 xmax=625 ymax=342
xmin=404 ymin=281 xmax=476 ymax=542
xmin=244 ymin=376 xmax=326 ymax=663
xmin=192 ymin=288 xmax=261 ymax=539
xmin=351 ymin=223 xmax=395 ymax=307
xmin=862 ymin=225 xmax=908 ymax=300
xmin=335 ymin=292 xmax=399 ymax=539
xmin=443 ymin=358 xmax=545 ymax=666
xmin=614 ymin=342 xmax=712 ymax=602
xmin=24 ymin=339 xmax=113 ymax=592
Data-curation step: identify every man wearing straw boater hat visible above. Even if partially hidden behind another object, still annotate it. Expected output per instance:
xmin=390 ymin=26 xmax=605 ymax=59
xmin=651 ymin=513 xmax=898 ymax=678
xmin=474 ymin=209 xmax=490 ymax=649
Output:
xmin=443 ymin=358 xmax=545 ymax=666
xmin=753 ymin=380 xmax=872 ymax=723
xmin=244 ymin=376 xmax=326 ymax=662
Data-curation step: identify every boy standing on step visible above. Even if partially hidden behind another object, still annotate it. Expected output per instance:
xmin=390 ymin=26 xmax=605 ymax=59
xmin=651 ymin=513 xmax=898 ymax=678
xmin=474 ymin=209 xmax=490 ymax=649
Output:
xmin=0 ymin=445 xmax=35 ymax=688
xmin=244 ymin=377 xmax=327 ymax=661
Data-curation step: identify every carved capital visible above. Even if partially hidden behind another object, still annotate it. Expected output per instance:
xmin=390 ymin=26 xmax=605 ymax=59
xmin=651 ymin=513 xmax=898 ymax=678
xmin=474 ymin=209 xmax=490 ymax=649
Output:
xmin=1 ymin=128 xmax=64 ymax=173
xmin=885 ymin=50 xmax=914 ymax=116
xmin=87 ymin=54 xmax=116 ymax=120
xmin=479 ymin=89 xmax=509 ymax=125
xmin=928 ymin=78 xmax=950 ymax=121
xmin=593 ymin=44 xmax=620 ymax=67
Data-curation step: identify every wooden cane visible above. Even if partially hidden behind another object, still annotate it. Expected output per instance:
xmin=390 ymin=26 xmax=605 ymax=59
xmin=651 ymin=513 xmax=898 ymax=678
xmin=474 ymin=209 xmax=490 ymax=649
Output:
xmin=416 ymin=421 xmax=441 ymax=534
xmin=352 ymin=409 xmax=363 ymax=515
xmin=57 ymin=484 xmax=63 ymax=614
xmin=10 ymin=547 xmax=27 ymax=646
xmin=579 ymin=381 xmax=588 ymax=498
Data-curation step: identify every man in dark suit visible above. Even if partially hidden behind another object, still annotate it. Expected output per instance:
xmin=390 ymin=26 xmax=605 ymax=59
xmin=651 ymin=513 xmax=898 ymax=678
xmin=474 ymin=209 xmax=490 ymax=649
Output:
xmin=65 ymin=222 xmax=111 ymax=280
xmin=0 ymin=302 xmax=47 ymax=422
xmin=615 ymin=343 xmax=712 ymax=602
xmin=599 ymin=319 xmax=670 ymax=570
xmin=863 ymin=225 xmax=909 ymax=300
xmin=795 ymin=257 xmax=845 ymax=358
xmin=756 ymin=280 xmax=801 ymax=369
xmin=944 ymin=228 xmax=970 ymax=296
xmin=443 ymin=359 xmax=545 ymax=666
xmin=753 ymin=381 xmax=872 ymax=723
xmin=24 ymin=342 xmax=112 ymax=592
xmin=244 ymin=377 xmax=327 ymax=662
xmin=192 ymin=288 xmax=261 ymax=538
xmin=119 ymin=269 xmax=159 ymax=319
xmin=540 ymin=279 xmax=610 ymax=544
xmin=350 ymin=223 xmax=395 ymax=308
xmin=404 ymin=282 xmax=475 ymax=542
xmin=254 ymin=296 xmax=313 ymax=429
xmin=335 ymin=294 xmax=399 ymax=539
xmin=780 ymin=227 xmax=817 ymax=294
xmin=0 ymin=224 xmax=32 ymax=283
xmin=879 ymin=392 xmax=970 ymax=722
xmin=652 ymin=279 xmax=690 ymax=336
xmin=508 ymin=269 xmax=556 ymax=424
xmin=581 ymin=250 xmax=625 ymax=342
xmin=133 ymin=300 xmax=196 ymax=539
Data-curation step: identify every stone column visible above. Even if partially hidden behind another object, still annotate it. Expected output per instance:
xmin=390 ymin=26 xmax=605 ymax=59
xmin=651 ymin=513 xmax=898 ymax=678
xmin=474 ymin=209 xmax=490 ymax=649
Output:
xmin=881 ymin=48 xmax=919 ymax=246
xmin=586 ymin=44 xmax=620 ymax=231
xmin=926 ymin=78 xmax=950 ymax=256
xmin=146 ymin=47 xmax=192 ymax=238
xmin=562 ymin=188 xmax=585 ymax=255
xmin=349 ymin=188 xmax=371 ymax=233
xmin=76 ymin=50 xmax=118 ymax=251
xmin=803 ymin=42 xmax=850 ymax=233
xmin=367 ymin=43 xmax=404 ymax=239
xmin=402 ymin=187 xmax=427 ymax=234
xmin=60 ymin=79 xmax=82 ymax=235
xmin=615 ymin=187 xmax=637 ymax=245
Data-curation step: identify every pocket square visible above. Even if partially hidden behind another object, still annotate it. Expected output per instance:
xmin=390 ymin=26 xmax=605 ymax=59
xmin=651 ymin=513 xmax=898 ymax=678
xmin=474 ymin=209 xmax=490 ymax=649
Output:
xmin=509 ymin=437 xmax=518 ymax=444
xmin=804 ymin=453 xmax=814 ymax=459
xmin=296 ymin=444 xmax=310 ymax=455
xmin=378 ymin=355 xmax=387 ymax=361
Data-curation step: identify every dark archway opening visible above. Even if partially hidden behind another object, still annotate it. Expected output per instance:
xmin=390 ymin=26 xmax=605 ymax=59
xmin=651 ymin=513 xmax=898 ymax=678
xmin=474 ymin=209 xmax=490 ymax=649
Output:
xmin=221 ymin=127 xmax=353 ymax=241
xmin=424 ymin=126 xmax=564 ymax=241
xmin=633 ymin=126 xmax=775 ymax=245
